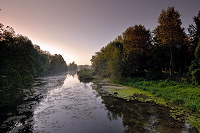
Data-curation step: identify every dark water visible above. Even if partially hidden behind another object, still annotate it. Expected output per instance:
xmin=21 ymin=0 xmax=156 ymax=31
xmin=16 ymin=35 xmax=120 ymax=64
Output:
xmin=0 ymin=74 xmax=198 ymax=133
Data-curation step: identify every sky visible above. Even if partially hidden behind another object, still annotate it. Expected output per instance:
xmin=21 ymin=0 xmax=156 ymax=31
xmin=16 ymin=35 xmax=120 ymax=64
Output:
xmin=0 ymin=0 xmax=199 ymax=65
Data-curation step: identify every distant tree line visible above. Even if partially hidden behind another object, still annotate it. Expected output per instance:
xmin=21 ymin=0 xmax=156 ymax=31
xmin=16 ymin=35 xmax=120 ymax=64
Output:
xmin=78 ymin=65 xmax=91 ymax=70
xmin=0 ymin=23 xmax=68 ymax=107
xmin=91 ymin=7 xmax=200 ymax=84
xmin=68 ymin=61 xmax=78 ymax=71
xmin=33 ymin=45 xmax=68 ymax=76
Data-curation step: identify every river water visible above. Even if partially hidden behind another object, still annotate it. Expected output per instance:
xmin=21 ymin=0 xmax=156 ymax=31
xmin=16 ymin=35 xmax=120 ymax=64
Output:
xmin=0 ymin=73 xmax=198 ymax=133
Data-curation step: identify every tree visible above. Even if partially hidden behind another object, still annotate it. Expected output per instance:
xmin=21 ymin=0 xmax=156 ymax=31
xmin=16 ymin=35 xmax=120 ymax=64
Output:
xmin=0 ymin=23 xmax=68 ymax=107
xmin=107 ymin=41 xmax=123 ymax=80
xmin=91 ymin=41 xmax=123 ymax=79
xmin=91 ymin=25 xmax=152 ymax=79
xmin=91 ymin=46 xmax=111 ymax=77
xmin=46 ymin=54 xmax=68 ymax=74
xmin=189 ymin=39 xmax=200 ymax=84
xmin=188 ymin=11 xmax=200 ymax=46
xmin=0 ymin=29 xmax=35 ymax=107
xmin=122 ymin=25 xmax=152 ymax=77
xmin=153 ymin=7 xmax=186 ymax=77
xmin=68 ymin=61 xmax=78 ymax=71
xmin=189 ymin=11 xmax=200 ymax=84
xmin=32 ymin=45 xmax=49 ymax=76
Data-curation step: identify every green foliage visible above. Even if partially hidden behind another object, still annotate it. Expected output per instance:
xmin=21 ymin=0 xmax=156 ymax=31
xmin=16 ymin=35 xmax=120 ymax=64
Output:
xmin=0 ymin=33 xmax=34 ymax=107
xmin=107 ymin=42 xmax=123 ymax=80
xmin=90 ymin=8 xmax=200 ymax=130
xmin=153 ymin=7 xmax=186 ymax=77
xmin=91 ymin=25 xmax=152 ymax=79
xmin=91 ymin=7 xmax=200 ymax=84
xmin=188 ymin=11 xmax=200 ymax=46
xmin=190 ymin=63 xmax=200 ymax=85
xmin=120 ymin=78 xmax=200 ymax=113
xmin=0 ymin=23 xmax=68 ymax=108
xmin=33 ymin=45 xmax=68 ymax=76
xmin=32 ymin=46 xmax=49 ymax=76
xmin=188 ymin=10 xmax=200 ymax=85
xmin=189 ymin=38 xmax=200 ymax=84
xmin=153 ymin=7 xmax=185 ymax=45
xmin=91 ymin=41 xmax=123 ymax=78
xmin=104 ymin=84 xmax=167 ymax=106
xmin=103 ymin=80 xmax=200 ymax=131
xmin=77 ymin=69 xmax=94 ymax=83
xmin=46 ymin=54 xmax=68 ymax=75
xmin=122 ymin=25 xmax=151 ymax=77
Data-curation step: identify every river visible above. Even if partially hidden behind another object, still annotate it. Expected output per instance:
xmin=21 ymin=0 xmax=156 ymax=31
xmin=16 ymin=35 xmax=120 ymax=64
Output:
xmin=0 ymin=73 xmax=198 ymax=133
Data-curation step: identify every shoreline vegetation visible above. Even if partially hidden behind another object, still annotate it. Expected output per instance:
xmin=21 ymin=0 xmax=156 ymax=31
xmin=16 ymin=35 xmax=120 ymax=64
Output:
xmin=0 ymin=23 xmax=77 ymax=108
xmin=89 ymin=7 xmax=200 ymax=132
xmin=77 ymin=68 xmax=94 ymax=83
xmin=1 ymin=5 xmax=200 ymax=132
xmin=78 ymin=69 xmax=200 ymax=131
xmin=107 ymin=79 xmax=200 ymax=131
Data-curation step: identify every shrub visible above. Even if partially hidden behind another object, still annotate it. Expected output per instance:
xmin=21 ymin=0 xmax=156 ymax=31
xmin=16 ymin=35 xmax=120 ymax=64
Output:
xmin=191 ymin=68 xmax=200 ymax=85
xmin=77 ymin=69 xmax=94 ymax=83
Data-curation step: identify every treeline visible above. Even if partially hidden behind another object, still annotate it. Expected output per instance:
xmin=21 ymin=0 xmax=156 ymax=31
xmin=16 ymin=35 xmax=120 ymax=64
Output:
xmin=91 ymin=7 xmax=200 ymax=84
xmin=68 ymin=61 xmax=78 ymax=71
xmin=33 ymin=45 xmax=68 ymax=76
xmin=0 ymin=23 xmax=68 ymax=107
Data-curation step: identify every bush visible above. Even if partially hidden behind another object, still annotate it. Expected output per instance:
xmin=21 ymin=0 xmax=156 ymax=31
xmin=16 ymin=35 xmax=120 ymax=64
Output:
xmin=191 ymin=68 xmax=200 ymax=85
xmin=77 ymin=69 xmax=94 ymax=83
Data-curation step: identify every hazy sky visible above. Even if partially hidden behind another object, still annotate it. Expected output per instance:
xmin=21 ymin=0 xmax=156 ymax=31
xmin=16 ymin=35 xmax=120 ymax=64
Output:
xmin=0 ymin=0 xmax=199 ymax=65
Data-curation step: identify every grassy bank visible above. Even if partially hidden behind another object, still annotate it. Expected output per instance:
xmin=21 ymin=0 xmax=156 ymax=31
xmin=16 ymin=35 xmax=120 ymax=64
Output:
xmin=102 ymin=78 xmax=200 ymax=131
xmin=119 ymin=78 xmax=200 ymax=113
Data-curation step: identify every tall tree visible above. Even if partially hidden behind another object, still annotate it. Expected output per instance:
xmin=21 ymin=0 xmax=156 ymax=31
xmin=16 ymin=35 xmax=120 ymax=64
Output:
xmin=122 ymin=25 xmax=152 ymax=77
xmin=91 ymin=46 xmax=112 ymax=78
xmin=107 ymin=41 xmax=123 ymax=80
xmin=189 ymin=11 xmax=200 ymax=84
xmin=153 ymin=7 xmax=186 ymax=77
xmin=188 ymin=11 xmax=200 ymax=45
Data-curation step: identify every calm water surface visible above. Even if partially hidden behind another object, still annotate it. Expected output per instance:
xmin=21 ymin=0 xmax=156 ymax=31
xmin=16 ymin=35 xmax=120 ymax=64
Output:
xmin=0 ymin=73 xmax=198 ymax=133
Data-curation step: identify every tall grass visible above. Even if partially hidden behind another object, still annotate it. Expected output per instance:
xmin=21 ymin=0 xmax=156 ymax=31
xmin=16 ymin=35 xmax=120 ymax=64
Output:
xmin=119 ymin=78 xmax=200 ymax=113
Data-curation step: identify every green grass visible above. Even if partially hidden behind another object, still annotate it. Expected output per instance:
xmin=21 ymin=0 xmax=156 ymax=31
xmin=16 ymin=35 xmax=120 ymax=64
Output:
xmin=95 ymin=75 xmax=200 ymax=130
xmin=105 ymin=86 xmax=168 ymax=105
xmin=113 ymin=78 xmax=200 ymax=131
xmin=119 ymin=78 xmax=200 ymax=113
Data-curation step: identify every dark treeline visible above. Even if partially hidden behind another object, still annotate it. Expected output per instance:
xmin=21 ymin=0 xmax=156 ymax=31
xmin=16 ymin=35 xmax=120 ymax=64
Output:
xmin=91 ymin=7 xmax=200 ymax=84
xmin=33 ymin=45 xmax=68 ymax=76
xmin=0 ymin=23 xmax=68 ymax=107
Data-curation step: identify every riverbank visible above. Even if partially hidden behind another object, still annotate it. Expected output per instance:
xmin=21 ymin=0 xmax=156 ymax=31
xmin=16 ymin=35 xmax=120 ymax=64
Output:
xmin=97 ymin=78 xmax=200 ymax=132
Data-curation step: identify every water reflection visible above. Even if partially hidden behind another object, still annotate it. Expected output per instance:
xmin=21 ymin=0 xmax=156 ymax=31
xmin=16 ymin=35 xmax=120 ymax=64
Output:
xmin=94 ymin=84 xmax=198 ymax=133
xmin=68 ymin=70 xmax=77 ymax=77
xmin=0 ymin=74 xmax=66 ymax=132
xmin=0 ymin=74 xmax=198 ymax=133
xmin=100 ymin=96 xmax=195 ymax=133
xmin=33 ymin=74 xmax=124 ymax=133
